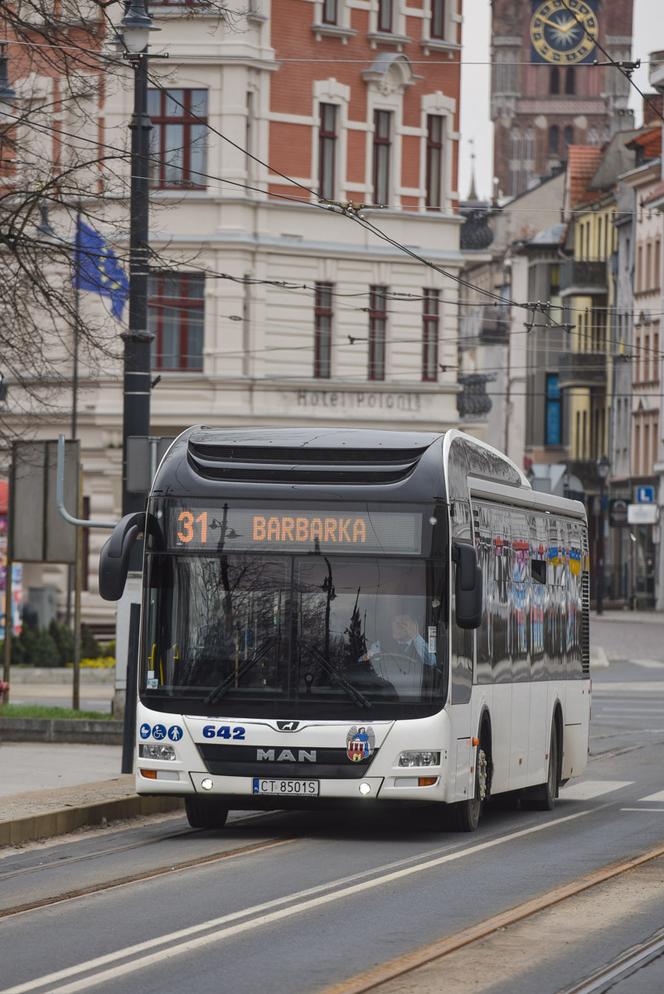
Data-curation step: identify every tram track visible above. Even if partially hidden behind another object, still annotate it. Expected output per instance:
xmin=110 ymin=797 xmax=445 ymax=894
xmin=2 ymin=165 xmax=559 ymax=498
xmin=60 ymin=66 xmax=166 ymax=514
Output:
xmin=559 ymin=928 xmax=664 ymax=994
xmin=317 ymin=841 xmax=664 ymax=994
xmin=0 ymin=835 xmax=295 ymax=921
xmin=0 ymin=809 xmax=285 ymax=883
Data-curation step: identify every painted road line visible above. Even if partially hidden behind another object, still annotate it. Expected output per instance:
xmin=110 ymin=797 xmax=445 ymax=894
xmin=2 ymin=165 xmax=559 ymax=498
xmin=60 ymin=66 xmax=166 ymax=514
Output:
xmin=317 ymin=845 xmax=664 ymax=994
xmin=560 ymin=781 xmax=632 ymax=801
xmin=639 ymin=789 xmax=664 ymax=802
xmin=621 ymin=808 xmax=664 ymax=813
xmin=0 ymin=809 xmax=595 ymax=994
xmin=628 ymin=660 xmax=664 ymax=669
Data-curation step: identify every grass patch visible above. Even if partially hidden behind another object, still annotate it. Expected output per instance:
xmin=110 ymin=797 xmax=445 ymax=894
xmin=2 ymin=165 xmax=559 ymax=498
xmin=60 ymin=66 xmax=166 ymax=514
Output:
xmin=0 ymin=704 xmax=113 ymax=721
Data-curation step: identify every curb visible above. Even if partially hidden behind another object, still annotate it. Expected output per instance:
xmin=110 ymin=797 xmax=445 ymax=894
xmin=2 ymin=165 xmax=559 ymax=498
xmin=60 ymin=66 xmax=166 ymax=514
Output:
xmin=0 ymin=717 xmax=123 ymax=745
xmin=0 ymin=794 xmax=183 ymax=847
xmin=8 ymin=667 xmax=115 ymax=685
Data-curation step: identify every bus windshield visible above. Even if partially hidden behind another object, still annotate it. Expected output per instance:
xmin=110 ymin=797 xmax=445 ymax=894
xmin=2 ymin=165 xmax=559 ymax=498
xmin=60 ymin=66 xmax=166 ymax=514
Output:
xmin=140 ymin=552 xmax=447 ymax=719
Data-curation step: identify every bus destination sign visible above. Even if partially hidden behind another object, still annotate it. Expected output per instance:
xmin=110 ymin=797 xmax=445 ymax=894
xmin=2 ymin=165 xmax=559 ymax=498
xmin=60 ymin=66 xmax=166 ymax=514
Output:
xmin=169 ymin=507 xmax=422 ymax=555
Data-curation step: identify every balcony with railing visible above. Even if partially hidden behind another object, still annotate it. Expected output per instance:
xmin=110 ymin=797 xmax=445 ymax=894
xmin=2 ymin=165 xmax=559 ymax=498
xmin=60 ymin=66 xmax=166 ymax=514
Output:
xmin=560 ymin=259 xmax=608 ymax=297
xmin=558 ymin=351 xmax=607 ymax=389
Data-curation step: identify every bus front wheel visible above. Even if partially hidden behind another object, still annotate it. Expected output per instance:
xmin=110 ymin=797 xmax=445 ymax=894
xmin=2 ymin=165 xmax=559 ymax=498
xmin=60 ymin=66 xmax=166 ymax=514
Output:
xmin=451 ymin=745 xmax=488 ymax=832
xmin=185 ymin=795 xmax=229 ymax=830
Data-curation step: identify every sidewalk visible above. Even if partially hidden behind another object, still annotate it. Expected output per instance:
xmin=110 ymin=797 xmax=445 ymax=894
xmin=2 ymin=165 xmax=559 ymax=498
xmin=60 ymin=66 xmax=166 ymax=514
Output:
xmin=591 ymin=610 xmax=664 ymax=624
xmin=0 ymin=742 xmax=182 ymax=847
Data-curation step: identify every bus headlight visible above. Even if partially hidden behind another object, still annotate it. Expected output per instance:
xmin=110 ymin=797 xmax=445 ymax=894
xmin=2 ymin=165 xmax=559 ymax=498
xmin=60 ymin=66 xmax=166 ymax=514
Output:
xmin=139 ymin=744 xmax=176 ymax=761
xmin=398 ymin=751 xmax=440 ymax=767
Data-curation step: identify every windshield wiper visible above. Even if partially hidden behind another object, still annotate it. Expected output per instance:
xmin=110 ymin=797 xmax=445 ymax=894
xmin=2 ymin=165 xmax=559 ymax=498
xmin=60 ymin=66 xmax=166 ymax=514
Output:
xmin=306 ymin=644 xmax=372 ymax=710
xmin=205 ymin=640 xmax=273 ymax=704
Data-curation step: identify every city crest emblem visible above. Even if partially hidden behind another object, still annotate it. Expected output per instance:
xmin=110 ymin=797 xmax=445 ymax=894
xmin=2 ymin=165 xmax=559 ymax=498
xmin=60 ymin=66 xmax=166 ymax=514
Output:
xmin=346 ymin=725 xmax=375 ymax=763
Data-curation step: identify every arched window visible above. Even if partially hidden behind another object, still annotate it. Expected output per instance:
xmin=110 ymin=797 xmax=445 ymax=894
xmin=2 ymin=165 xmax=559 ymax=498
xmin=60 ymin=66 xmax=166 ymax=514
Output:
xmin=563 ymin=124 xmax=574 ymax=154
xmin=548 ymin=125 xmax=560 ymax=155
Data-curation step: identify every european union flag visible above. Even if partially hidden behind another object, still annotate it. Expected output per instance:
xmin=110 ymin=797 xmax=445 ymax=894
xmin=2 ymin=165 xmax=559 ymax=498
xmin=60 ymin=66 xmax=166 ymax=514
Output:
xmin=72 ymin=219 xmax=129 ymax=321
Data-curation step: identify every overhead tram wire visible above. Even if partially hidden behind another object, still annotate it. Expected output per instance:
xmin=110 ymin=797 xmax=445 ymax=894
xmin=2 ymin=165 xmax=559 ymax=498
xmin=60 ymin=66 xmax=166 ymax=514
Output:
xmin=559 ymin=0 xmax=664 ymax=127
xmin=1 ymin=47 xmax=642 ymax=332
xmin=140 ymin=70 xmax=560 ymax=317
xmin=2 ymin=31 xmax=660 ymax=69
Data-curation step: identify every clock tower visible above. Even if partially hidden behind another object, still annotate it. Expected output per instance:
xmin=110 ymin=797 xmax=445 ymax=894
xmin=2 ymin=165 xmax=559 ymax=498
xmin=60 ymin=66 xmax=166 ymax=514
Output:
xmin=491 ymin=0 xmax=634 ymax=198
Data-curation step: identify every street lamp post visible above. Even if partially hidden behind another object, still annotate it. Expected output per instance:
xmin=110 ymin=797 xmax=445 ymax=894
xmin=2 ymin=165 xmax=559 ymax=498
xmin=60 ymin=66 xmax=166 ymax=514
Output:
xmin=115 ymin=4 xmax=158 ymax=749
xmin=120 ymin=1 xmax=158 ymax=528
xmin=596 ymin=455 xmax=611 ymax=616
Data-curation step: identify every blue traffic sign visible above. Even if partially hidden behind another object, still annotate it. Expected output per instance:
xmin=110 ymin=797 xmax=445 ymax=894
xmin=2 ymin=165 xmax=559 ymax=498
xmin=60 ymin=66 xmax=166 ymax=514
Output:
xmin=636 ymin=485 xmax=655 ymax=504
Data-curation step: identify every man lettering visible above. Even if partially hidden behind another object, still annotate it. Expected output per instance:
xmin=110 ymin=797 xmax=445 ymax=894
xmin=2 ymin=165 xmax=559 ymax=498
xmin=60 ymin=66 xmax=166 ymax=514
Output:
xmin=310 ymin=518 xmax=323 ymax=542
xmin=339 ymin=518 xmax=351 ymax=543
xmin=296 ymin=517 xmax=309 ymax=543
xmin=253 ymin=516 xmax=266 ymax=542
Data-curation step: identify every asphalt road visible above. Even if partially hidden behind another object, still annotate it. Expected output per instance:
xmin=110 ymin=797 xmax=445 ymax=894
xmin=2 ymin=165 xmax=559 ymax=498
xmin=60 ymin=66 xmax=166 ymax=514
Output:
xmin=2 ymin=636 xmax=664 ymax=994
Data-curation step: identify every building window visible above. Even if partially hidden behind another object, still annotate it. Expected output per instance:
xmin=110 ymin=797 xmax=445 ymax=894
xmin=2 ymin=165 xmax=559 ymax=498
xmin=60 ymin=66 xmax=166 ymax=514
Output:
xmin=563 ymin=124 xmax=574 ymax=155
xmin=549 ymin=66 xmax=560 ymax=95
xmin=372 ymin=110 xmax=392 ymax=206
xmin=377 ymin=0 xmax=393 ymax=32
xmin=322 ymin=0 xmax=338 ymax=24
xmin=422 ymin=289 xmax=439 ymax=382
xmin=548 ymin=124 xmax=559 ymax=155
xmin=149 ymin=273 xmax=205 ymax=371
xmin=368 ymin=285 xmax=387 ymax=381
xmin=546 ymin=373 xmax=562 ymax=446
xmin=318 ymin=103 xmax=338 ymax=202
xmin=654 ymin=327 xmax=660 ymax=385
xmin=148 ymin=88 xmax=207 ymax=189
xmin=425 ymin=115 xmax=444 ymax=210
xmin=430 ymin=0 xmax=445 ymax=38
xmin=314 ymin=282 xmax=333 ymax=379
xmin=565 ymin=67 xmax=576 ymax=95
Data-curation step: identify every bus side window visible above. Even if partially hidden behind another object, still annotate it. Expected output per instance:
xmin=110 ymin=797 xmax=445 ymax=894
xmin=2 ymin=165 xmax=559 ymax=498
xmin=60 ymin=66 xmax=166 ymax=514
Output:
xmin=451 ymin=500 xmax=473 ymax=705
xmin=510 ymin=509 xmax=529 ymax=681
xmin=474 ymin=502 xmax=492 ymax=685
xmin=489 ymin=503 xmax=510 ymax=683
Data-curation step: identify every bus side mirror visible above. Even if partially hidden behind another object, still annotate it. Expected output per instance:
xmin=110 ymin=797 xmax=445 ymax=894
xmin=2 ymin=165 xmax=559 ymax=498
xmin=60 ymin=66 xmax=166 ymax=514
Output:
xmin=453 ymin=542 xmax=483 ymax=630
xmin=99 ymin=512 xmax=145 ymax=601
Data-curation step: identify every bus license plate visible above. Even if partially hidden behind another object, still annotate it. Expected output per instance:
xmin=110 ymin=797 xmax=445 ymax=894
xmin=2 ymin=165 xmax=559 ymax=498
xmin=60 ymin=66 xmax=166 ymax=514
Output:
xmin=252 ymin=778 xmax=319 ymax=797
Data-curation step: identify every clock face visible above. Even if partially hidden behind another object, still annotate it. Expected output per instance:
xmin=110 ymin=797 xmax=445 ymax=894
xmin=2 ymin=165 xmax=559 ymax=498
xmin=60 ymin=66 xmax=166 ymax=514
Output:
xmin=530 ymin=0 xmax=599 ymax=65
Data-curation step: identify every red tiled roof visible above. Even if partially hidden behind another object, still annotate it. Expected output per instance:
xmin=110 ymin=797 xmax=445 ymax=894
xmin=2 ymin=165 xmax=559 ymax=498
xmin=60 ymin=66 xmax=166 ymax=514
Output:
xmin=627 ymin=126 xmax=661 ymax=159
xmin=566 ymin=145 xmax=603 ymax=207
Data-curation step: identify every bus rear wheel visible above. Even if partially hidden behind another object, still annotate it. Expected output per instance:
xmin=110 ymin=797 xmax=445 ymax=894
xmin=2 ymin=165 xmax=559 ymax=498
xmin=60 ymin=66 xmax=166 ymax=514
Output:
xmin=185 ymin=795 xmax=229 ymax=830
xmin=451 ymin=746 xmax=488 ymax=832
xmin=527 ymin=724 xmax=559 ymax=811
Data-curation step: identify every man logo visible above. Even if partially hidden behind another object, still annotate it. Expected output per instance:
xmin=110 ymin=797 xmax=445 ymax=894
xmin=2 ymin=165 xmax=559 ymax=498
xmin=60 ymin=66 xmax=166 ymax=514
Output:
xmin=257 ymin=748 xmax=317 ymax=762
xmin=277 ymin=720 xmax=300 ymax=731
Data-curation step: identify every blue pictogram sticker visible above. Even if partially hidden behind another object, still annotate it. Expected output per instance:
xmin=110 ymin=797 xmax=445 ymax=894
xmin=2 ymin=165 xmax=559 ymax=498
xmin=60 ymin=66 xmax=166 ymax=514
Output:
xmin=152 ymin=724 xmax=167 ymax=741
xmin=139 ymin=723 xmax=151 ymax=739
xmin=168 ymin=725 xmax=183 ymax=742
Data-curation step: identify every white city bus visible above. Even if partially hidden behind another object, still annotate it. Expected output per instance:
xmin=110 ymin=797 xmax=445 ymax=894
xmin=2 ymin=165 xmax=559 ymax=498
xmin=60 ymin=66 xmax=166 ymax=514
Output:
xmin=100 ymin=427 xmax=590 ymax=832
